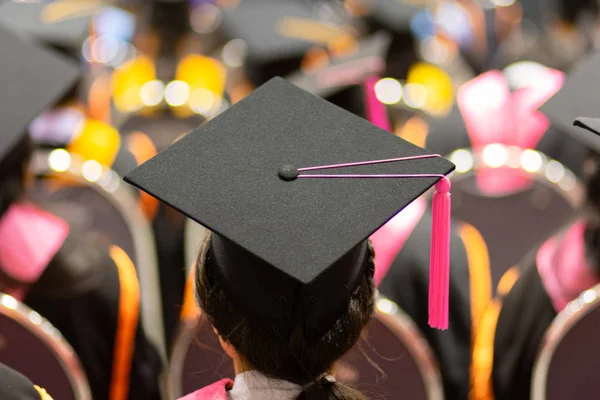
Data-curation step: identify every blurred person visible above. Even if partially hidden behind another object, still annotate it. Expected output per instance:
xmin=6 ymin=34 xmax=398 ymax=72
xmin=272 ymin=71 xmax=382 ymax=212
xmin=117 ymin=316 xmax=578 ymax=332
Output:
xmin=471 ymin=50 xmax=600 ymax=399
xmin=494 ymin=0 xmax=600 ymax=71
xmin=0 ymin=27 xmax=162 ymax=400
xmin=471 ymin=119 xmax=600 ymax=400
xmin=124 ymin=77 xmax=456 ymax=399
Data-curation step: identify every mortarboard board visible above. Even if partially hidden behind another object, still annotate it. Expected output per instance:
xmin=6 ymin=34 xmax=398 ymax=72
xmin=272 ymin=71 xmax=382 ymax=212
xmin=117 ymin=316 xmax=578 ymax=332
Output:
xmin=220 ymin=0 xmax=351 ymax=86
xmin=0 ymin=26 xmax=80 ymax=162
xmin=125 ymin=77 xmax=454 ymax=336
xmin=539 ymin=51 xmax=600 ymax=152
xmin=0 ymin=0 xmax=97 ymax=59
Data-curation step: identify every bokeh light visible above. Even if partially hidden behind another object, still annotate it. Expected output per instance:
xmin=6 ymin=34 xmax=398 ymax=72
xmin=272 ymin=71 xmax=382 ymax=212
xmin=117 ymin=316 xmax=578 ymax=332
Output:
xmin=48 ymin=149 xmax=72 ymax=172
xmin=374 ymin=78 xmax=403 ymax=105
xmin=165 ymin=81 xmax=191 ymax=107
xmin=482 ymin=144 xmax=509 ymax=168
xmin=450 ymin=149 xmax=475 ymax=173
xmin=140 ymin=80 xmax=165 ymax=107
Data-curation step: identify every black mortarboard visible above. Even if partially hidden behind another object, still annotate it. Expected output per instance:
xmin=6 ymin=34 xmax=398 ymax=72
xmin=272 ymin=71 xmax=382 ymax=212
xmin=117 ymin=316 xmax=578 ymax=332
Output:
xmin=0 ymin=0 xmax=95 ymax=59
xmin=0 ymin=26 xmax=80 ymax=162
xmin=539 ymin=51 xmax=600 ymax=152
xmin=125 ymin=77 xmax=454 ymax=336
xmin=220 ymin=0 xmax=331 ymax=86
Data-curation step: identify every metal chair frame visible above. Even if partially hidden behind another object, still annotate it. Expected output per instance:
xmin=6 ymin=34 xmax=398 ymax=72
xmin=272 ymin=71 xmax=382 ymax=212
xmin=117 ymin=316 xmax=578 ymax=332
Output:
xmin=0 ymin=293 xmax=92 ymax=400
xmin=531 ymin=284 xmax=600 ymax=400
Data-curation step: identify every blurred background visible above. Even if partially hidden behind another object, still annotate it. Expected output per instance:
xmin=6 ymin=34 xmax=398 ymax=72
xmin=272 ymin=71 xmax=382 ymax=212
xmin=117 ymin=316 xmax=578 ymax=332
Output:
xmin=2 ymin=0 xmax=600 ymax=399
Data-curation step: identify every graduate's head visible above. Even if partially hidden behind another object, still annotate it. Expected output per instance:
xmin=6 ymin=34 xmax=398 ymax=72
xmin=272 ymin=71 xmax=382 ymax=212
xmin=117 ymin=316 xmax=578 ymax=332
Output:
xmin=123 ymin=78 xmax=455 ymax=397
xmin=195 ymin=233 xmax=374 ymax=399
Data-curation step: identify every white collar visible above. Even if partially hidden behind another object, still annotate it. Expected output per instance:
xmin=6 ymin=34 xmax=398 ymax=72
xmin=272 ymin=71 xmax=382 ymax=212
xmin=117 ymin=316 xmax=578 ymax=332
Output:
xmin=227 ymin=370 xmax=302 ymax=400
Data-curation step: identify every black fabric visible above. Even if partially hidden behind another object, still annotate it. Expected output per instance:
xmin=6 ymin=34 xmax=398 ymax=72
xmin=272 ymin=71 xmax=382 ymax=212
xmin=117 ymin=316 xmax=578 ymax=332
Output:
xmin=326 ymin=85 xmax=367 ymax=119
xmin=125 ymin=77 xmax=453 ymax=342
xmin=379 ymin=211 xmax=472 ymax=400
xmin=536 ymin=125 xmax=587 ymax=178
xmin=425 ymin=105 xmax=471 ymax=156
xmin=0 ymin=363 xmax=42 ymax=400
xmin=365 ymin=0 xmax=420 ymax=79
xmin=152 ymin=203 xmax=187 ymax=353
xmin=492 ymin=262 xmax=556 ymax=400
xmin=24 ymin=233 xmax=163 ymax=400
xmin=0 ymin=26 xmax=79 ymax=163
xmin=539 ymin=51 xmax=600 ymax=152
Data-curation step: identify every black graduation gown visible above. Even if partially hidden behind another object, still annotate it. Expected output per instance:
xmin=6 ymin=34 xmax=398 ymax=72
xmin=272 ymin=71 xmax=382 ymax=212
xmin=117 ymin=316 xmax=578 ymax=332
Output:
xmin=0 ymin=362 xmax=47 ymax=400
xmin=491 ymin=261 xmax=555 ymax=400
xmin=23 ymin=232 xmax=163 ymax=400
xmin=379 ymin=210 xmax=487 ymax=400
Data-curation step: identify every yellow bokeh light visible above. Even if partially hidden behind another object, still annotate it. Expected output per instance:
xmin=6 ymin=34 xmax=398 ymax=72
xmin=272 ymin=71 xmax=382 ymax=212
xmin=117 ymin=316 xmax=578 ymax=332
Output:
xmin=111 ymin=56 xmax=157 ymax=113
xmin=406 ymin=63 xmax=454 ymax=116
xmin=67 ymin=119 xmax=121 ymax=167
xmin=176 ymin=55 xmax=226 ymax=97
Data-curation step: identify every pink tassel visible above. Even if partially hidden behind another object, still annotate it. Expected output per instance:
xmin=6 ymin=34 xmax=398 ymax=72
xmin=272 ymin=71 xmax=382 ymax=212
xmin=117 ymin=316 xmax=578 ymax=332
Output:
xmin=429 ymin=177 xmax=451 ymax=330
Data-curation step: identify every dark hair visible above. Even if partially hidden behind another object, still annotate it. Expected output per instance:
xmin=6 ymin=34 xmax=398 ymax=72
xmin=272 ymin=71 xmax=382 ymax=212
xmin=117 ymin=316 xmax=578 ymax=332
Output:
xmin=0 ymin=135 xmax=33 ymax=217
xmin=583 ymin=153 xmax=600 ymax=274
xmin=195 ymin=234 xmax=375 ymax=400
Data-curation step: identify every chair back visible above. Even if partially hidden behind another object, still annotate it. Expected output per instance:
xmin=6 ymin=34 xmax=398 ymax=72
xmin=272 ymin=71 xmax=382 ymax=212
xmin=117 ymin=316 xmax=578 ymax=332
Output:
xmin=29 ymin=149 xmax=166 ymax=363
xmin=448 ymin=146 xmax=584 ymax=290
xmin=0 ymin=293 xmax=91 ymax=400
xmin=532 ymin=285 xmax=600 ymax=400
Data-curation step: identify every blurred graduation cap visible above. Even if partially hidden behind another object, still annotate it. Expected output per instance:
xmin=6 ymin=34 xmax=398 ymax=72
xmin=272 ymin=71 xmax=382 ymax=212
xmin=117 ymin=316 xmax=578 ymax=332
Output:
xmin=286 ymin=32 xmax=390 ymax=100
xmin=0 ymin=0 xmax=99 ymax=60
xmin=539 ymin=51 xmax=600 ymax=152
xmin=125 ymin=77 xmax=455 ymax=336
xmin=220 ymin=0 xmax=352 ymax=86
xmin=0 ymin=25 xmax=79 ymax=162
xmin=286 ymin=32 xmax=390 ymax=118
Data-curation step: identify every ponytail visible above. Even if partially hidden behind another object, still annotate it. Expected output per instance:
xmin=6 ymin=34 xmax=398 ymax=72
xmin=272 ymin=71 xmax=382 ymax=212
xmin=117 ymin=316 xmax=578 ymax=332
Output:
xmin=295 ymin=374 xmax=366 ymax=400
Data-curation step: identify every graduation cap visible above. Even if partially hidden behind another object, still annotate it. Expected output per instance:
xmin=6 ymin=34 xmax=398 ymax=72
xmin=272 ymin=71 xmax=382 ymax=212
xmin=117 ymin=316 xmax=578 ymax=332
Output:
xmin=286 ymin=32 xmax=389 ymax=97
xmin=125 ymin=77 xmax=454 ymax=337
xmin=220 ymin=0 xmax=350 ymax=86
xmin=539 ymin=51 xmax=600 ymax=152
xmin=0 ymin=0 xmax=97 ymax=59
xmin=0 ymin=25 xmax=80 ymax=162
xmin=286 ymin=33 xmax=390 ymax=121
